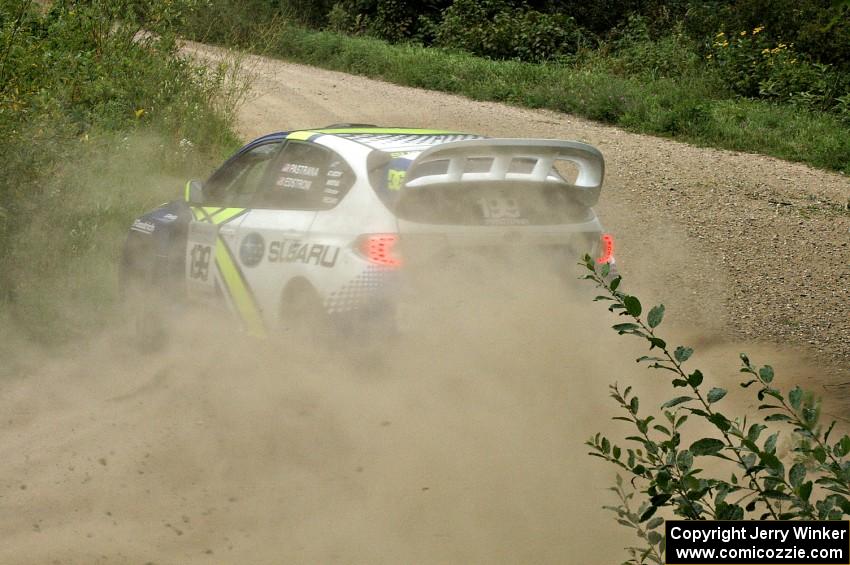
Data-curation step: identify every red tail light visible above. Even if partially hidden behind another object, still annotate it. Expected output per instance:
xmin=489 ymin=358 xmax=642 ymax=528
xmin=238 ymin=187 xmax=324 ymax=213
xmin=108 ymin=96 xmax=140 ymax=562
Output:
xmin=597 ymin=233 xmax=615 ymax=264
xmin=357 ymin=234 xmax=402 ymax=267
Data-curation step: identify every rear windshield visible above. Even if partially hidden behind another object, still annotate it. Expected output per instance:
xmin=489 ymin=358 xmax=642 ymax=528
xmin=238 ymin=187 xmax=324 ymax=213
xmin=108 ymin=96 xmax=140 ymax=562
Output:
xmin=368 ymin=153 xmax=593 ymax=226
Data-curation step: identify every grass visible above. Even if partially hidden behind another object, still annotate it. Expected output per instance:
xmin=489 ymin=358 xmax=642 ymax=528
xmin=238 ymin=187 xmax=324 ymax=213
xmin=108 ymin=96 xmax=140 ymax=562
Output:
xmin=0 ymin=1 xmax=245 ymax=347
xmin=230 ymin=23 xmax=850 ymax=174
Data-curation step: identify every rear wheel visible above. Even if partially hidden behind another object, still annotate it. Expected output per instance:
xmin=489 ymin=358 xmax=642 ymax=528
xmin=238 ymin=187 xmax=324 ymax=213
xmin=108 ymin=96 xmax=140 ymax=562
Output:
xmin=120 ymin=240 xmax=169 ymax=352
xmin=279 ymin=280 xmax=330 ymax=341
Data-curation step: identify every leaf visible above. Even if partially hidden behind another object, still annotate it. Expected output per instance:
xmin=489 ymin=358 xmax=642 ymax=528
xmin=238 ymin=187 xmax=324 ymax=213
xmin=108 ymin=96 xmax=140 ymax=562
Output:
xmin=764 ymin=433 xmax=778 ymax=454
xmin=623 ymin=295 xmax=642 ymax=317
xmin=612 ymin=323 xmax=640 ymax=333
xmin=648 ymin=337 xmax=666 ymax=350
xmin=760 ymin=452 xmax=783 ymax=474
xmin=747 ymin=423 xmax=766 ymax=442
xmin=647 ymin=531 xmax=662 ymax=545
xmin=708 ymin=413 xmax=731 ymax=432
xmin=647 ymin=304 xmax=665 ymax=328
xmin=674 ymin=346 xmax=693 ymax=363
xmin=676 ymin=450 xmax=693 ymax=471
xmin=690 ymin=438 xmax=725 ymax=456
xmin=662 ymin=396 xmax=693 ymax=408
xmin=835 ymin=435 xmax=850 ymax=457
xmin=601 ymin=437 xmax=611 ymax=454
xmin=639 ymin=505 xmax=657 ymax=522
xmin=759 ymin=365 xmax=774 ymax=383
xmin=630 ymin=397 xmax=639 ymax=415
xmin=789 ymin=386 xmax=803 ymax=410
xmin=687 ymin=370 xmax=703 ymax=387
xmin=799 ymin=481 xmax=813 ymax=502
xmin=765 ymin=413 xmax=791 ymax=422
xmin=637 ymin=356 xmax=666 ymax=363
xmin=610 ymin=276 xmax=621 ymax=291
xmin=600 ymin=262 xmax=611 ymax=278
xmin=707 ymin=387 xmax=727 ymax=404
xmin=789 ymin=463 xmax=806 ymax=487
xmin=813 ymin=446 xmax=827 ymax=463
xmin=672 ymin=379 xmax=688 ymax=388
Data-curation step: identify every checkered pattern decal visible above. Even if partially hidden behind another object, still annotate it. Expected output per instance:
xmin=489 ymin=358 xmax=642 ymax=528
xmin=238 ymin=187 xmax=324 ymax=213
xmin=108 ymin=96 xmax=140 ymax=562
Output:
xmin=325 ymin=266 xmax=394 ymax=314
xmin=339 ymin=134 xmax=482 ymax=152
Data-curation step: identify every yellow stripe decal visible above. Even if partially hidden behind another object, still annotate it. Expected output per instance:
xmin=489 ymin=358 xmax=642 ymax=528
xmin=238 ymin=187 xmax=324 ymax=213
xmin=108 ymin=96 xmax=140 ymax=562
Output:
xmin=184 ymin=181 xmax=192 ymax=202
xmin=286 ymin=130 xmax=317 ymax=141
xmin=215 ymin=239 xmax=265 ymax=337
xmin=207 ymin=207 xmax=246 ymax=225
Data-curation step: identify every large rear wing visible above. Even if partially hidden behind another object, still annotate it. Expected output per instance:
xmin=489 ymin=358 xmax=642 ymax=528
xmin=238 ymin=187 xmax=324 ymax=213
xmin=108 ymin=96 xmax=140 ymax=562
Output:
xmin=403 ymin=139 xmax=605 ymax=207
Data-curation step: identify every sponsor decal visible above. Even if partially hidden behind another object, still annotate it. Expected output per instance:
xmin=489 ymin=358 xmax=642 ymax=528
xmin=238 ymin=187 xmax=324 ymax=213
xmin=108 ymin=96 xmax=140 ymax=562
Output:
xmin=276 ymin=177 xmax=312 ymax=191
xmin=281 ymin=163 xmax=320 ymax=177
xmin=268 ymin=240 xmax=339 ymax=268
xmin=131 ymin=219 xmax=156 ymax=234
xmin=239 ymin=232 xmax=265 ymax=268
xmin=162 ymin=213 xmax=178 ymax=221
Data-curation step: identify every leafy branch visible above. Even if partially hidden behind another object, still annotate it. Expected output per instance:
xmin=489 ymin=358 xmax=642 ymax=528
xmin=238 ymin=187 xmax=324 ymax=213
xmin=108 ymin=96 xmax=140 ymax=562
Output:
xmin=580 ymin=255 xmax=850 ymax=563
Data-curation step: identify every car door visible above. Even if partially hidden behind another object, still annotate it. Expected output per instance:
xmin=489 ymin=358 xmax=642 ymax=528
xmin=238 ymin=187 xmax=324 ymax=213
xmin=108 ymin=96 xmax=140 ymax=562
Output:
xmin=185 ymin=139 xmax=282 ymax=334
xmin=231 ymin=140 xmax=346 ymax=331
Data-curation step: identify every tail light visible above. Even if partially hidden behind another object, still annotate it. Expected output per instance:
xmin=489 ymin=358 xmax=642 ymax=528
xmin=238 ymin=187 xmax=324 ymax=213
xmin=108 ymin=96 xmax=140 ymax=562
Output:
xmin=597 ymin=233 xmax=615 ymax=264
xmin=356 ymin=234 xmax=402 ymax=267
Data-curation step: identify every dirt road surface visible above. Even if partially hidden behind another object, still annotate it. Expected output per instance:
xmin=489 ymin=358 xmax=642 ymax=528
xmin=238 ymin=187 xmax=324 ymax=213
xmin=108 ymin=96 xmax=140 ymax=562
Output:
xmin=0 ymin=44 xmax=848 ymax=564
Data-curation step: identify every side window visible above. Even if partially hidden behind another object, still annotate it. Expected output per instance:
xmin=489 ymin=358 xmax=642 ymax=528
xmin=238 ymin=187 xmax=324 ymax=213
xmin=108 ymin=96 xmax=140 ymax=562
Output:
xmin=256 ymin=141 xmax=355 ymax=210
xmin=204 ymin=142 xmax=282 ymax=207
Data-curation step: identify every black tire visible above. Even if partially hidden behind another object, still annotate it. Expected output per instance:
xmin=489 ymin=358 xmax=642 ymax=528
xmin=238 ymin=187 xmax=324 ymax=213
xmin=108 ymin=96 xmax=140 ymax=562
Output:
xmin=279 ymin=280 xmax=331 ymax=340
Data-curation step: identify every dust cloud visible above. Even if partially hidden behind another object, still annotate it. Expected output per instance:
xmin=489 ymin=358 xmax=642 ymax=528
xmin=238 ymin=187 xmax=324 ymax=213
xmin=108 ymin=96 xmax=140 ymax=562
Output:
xmin=2 ymin=230 xmax=839 ymax=565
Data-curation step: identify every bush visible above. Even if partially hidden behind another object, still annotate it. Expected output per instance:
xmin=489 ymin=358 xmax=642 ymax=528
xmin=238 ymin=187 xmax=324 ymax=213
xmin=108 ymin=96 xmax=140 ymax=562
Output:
xmin=709 ymin=26 xmax=849 ymax=113
xmin=435 ymin=0 xmax=587 ymax=62
xmin=581 ymin=257 xmax=850 ymax=563
xmin=0 ymin=0 xmax=241 ymax=342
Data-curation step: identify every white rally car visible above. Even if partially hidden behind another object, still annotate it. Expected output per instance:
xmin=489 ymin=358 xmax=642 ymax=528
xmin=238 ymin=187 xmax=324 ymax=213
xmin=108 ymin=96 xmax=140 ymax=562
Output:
xmin=121 ymin=125 xmax=615 ymax=340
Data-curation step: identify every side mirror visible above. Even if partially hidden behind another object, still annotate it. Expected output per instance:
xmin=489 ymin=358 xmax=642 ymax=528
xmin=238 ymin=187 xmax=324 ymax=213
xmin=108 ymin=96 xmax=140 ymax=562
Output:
xmin=184 ymin=179 xmax=205 ymax=204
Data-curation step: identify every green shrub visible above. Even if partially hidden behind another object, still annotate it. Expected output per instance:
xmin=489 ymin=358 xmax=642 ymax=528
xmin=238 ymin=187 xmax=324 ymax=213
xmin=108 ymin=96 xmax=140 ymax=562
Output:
xmin=435 ymin=0 xmax=586 ymax=62
xmin=0 ymin=0 xmax=241 ymax=343
xmin=709 ymin=26 xmax=849 ymax=113
xmin=581 ymin=257 xmax=850 ymax=563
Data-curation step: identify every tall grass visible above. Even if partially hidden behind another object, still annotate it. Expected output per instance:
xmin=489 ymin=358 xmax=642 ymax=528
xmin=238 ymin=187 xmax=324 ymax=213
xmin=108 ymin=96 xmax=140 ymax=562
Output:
xmin=0 ymin=0 xmax=244 ymax=348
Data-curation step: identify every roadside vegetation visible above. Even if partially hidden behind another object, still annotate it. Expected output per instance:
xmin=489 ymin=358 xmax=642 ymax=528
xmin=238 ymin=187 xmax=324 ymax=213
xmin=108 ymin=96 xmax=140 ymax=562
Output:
xmin=582 ymin=258 xmax=850 ymax=563
xmin=179 ymin=0 xmax=850 ymax=173
xmin=0 ymin=0 xmax=243 ymax=350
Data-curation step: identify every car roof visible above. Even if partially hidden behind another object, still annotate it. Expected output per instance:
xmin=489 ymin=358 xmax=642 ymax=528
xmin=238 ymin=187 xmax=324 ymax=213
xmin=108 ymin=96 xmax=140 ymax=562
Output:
xmin=279 ymin=126 xmax=485 ymax=153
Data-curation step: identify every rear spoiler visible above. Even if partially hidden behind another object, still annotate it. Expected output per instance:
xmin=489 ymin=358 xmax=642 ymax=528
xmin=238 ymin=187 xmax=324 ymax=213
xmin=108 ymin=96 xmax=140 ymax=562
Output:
xmin=404 ymin=139 xmax=605 ymax=207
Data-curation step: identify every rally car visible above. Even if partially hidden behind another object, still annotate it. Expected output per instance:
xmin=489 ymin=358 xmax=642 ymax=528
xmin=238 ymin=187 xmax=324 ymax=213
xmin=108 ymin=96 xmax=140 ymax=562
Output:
xmin=121 ymin=125 xmax=615 ymax=341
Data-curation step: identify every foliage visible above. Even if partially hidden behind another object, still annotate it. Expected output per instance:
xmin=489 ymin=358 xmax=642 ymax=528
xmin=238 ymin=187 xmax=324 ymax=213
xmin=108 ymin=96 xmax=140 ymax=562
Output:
xmin=0 ymin=0 xmax=241 ymax=343
xmin=581 ymin=256 xmax=850 ymax=563
xmin=709 ymin=27 xmax=850 ymax=114
xmin=434 ymin=0 xmax=587 ymax=62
